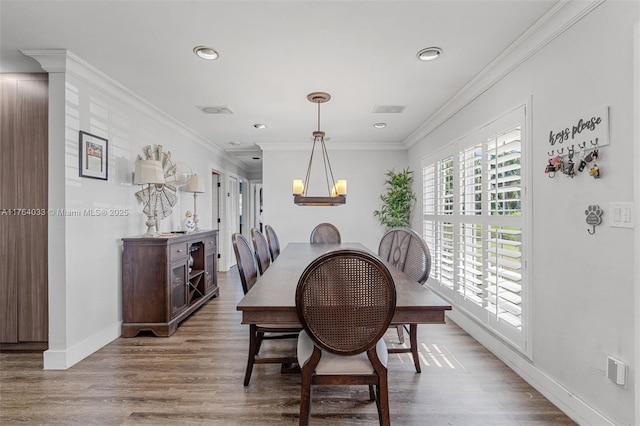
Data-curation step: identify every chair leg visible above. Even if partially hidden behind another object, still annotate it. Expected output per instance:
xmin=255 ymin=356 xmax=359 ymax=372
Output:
xmin=374 ymin=384 xmax=382 ymax=423
xmin=395 ymin=324 xmax=404 ymax=344
xmin=299 ymin=346 xmax=321 ymax=425
xmin=244 ymin=324 xmax=258 ymax=386
xmin=299 ymin=373 xmax=312 ymax=426
xmin=368 ymin=384 xmax=375 ymax=401
xmin=409 ymin=323 xmax=421 ymax=373
xmin=377 ymin=375 xmax=390 ymax=426
xmin=255 ymin=330 xmax=265 ymax=354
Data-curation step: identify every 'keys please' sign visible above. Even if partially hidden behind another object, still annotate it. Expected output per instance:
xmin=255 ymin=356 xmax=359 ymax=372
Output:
xmin=547 ymin=106 xmax=609 ymax=148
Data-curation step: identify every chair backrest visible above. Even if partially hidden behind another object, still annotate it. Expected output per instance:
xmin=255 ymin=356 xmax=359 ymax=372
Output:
xmin=264 ymin=225 xmax=280 ymax=261
xmin=377 ymin=227 xmax=431 ymax=284
xmin=250 ymin=228 xmax=271 ymax=275
xmin=309 ymin=222 xmax=341 ymax=244
xmin=296 ymin=249 xmax=396 ymax=356
xmin=232 ymin=233 xmax=259 ymax=294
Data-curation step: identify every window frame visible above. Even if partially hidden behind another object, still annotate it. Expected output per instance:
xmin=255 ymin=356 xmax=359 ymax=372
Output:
xmin=422 ymin=103 xmax=532 ymax=357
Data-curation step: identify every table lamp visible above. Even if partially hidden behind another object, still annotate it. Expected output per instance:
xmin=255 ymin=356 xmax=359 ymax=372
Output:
xmin=184 ymin=174 xmax=205 ymax=232
xmin=134 ymin=160 xmax=166 ymax=236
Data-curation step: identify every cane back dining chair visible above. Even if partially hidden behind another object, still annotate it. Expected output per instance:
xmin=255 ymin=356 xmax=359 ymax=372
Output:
xmin=377 ymin=227 xmax=431 ymax=373
xmin=232 ymin=233 xmax=301 ymax=386
xmin=250 ymin=228 xmax=271 ymax=275
xmin=264 ymin=224 xmax=280 ymax=261
xmin=295 ymin=249 xmax=397 ymax=426
xmin=309 ymin=222 xmax=341 ymax=244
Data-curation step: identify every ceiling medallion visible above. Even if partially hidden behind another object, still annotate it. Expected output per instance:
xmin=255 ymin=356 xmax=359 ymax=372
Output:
xmin=292 ymin=92 xmax=346 ymax=206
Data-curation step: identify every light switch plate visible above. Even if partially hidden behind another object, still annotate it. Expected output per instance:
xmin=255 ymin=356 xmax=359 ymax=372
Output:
xmin=609 ymin=202 xmax=634 ymax=228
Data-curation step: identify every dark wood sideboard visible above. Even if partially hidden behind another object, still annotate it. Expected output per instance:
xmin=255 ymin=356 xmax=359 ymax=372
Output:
xmin=121 ymin=230 xmax=218 ymax=337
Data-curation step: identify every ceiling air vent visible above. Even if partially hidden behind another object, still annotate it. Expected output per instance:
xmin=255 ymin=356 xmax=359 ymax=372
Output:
xmin=372 ymin=105 xmax=406 ymax=114
xmin=197 ymin=105 xmax=234 ymax=114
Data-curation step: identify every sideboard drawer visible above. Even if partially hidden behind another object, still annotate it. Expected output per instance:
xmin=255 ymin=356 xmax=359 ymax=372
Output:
xmin=204 ymin=236 xmax=217 ymax=253
xmin=170 ymin=242 xmax=189 ymax=262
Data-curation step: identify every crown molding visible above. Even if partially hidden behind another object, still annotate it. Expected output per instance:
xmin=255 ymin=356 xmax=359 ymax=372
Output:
xmin=20 ymin=48 xmax=70 ymax=73
xmin=402 ymin=0 xmax=605 ymax=148
xmin=258 ymin=142 xmax=403 ymax=151
xmin=19 ymin=49 xmax=256 ymax=172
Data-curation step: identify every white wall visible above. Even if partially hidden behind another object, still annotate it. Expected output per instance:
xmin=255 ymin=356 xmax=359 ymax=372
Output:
xmin=408 ymin=2 xmax=637 ymax=425
xmin=262 ymin=146 xmax=407 ymax=252
xmin=27 ymin=50 xmax=250 ymax=369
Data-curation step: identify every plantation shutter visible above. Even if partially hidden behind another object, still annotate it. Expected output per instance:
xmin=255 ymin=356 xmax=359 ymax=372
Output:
xmin=485 ymin=125 xmax=523 ymax=329
xmin=422 ymin=105 xmax=527 ymax=352
xmin=437 ymin=156 xmax=454 ymax=289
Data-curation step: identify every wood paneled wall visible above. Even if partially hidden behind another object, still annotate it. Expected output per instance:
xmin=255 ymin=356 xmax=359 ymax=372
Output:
xmin=0 ymin=73 xmax=49 ymax=349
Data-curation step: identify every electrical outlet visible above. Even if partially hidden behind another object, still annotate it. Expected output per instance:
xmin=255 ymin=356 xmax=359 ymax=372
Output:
xmin=607 ymin=356 xmax=626 ymax=386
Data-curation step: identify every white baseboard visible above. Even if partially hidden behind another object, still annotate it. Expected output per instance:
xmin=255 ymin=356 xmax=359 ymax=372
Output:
xmin=446 ymin=310 xmax=614 ymax=426
xmin=43 ymin=321 xmax=121 ymax=370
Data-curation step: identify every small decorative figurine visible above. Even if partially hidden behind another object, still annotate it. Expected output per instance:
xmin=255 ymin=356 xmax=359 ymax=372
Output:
xmin=183 ymin=210 xmax=196 ymax=233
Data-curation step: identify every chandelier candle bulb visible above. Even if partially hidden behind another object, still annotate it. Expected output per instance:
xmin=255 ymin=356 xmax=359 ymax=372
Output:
xmin=336 ymin=180 xmax=347 ymax=195
xmin=293 ymin=179 xmax=304 ymax=195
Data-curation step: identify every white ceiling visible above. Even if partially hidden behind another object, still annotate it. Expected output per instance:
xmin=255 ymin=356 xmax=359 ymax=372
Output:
xmin=1 ymin=1 xmax=557 ymax=171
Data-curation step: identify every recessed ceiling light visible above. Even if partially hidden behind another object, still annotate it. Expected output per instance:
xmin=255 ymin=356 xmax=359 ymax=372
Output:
xmin=417 ymin=47 xmax=442 ymax=61
xmin=193 ymin=45 xmax=219 ymax=60
xmin=253 ymin=123 xmax=266 ymax=129
xmin=373 ymin=123 xmax=387 ymax=129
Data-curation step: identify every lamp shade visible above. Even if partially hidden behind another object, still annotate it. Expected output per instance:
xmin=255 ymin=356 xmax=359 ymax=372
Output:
xmin=134 ymin=160 xmax=165 ymax=184
xmin=184 ymin=174 xmax=205 ymax=193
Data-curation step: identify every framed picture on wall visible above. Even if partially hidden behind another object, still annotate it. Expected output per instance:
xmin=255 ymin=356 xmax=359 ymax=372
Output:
xmin=79 ymin=131 xmax=108 ymax=180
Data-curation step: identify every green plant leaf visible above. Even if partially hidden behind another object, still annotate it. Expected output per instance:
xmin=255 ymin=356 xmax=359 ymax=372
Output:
xmin=373 ymin=167 xmax=416 ymax=229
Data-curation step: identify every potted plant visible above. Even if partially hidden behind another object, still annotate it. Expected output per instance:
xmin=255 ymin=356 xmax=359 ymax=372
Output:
xmin=373 ymin=167 xmax=416 ymax=228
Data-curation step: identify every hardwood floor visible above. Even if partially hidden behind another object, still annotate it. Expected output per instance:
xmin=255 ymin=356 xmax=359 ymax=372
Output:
xmin=1 ymin=269 xmax=576 ymax=425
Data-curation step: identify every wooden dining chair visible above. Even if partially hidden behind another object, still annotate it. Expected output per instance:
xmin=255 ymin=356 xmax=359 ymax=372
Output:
xmin=250 ymin=228 xmax=271 ymax=275
xmin=309 ymin=222 xmax=341 ymax=244
xmin=295 ymin=249 xmax=396 ymax=426
xmin=378 ymin=227 xmax=431 ymax=373
xmin=232 ymin=233 xmax=301 ymax=386
xmin=264 ymin=225 xmax=280 ymax=261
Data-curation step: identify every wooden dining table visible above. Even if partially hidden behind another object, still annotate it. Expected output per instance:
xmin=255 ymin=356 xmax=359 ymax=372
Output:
xmin=236 ymin=242 xmax=452 ymax=371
